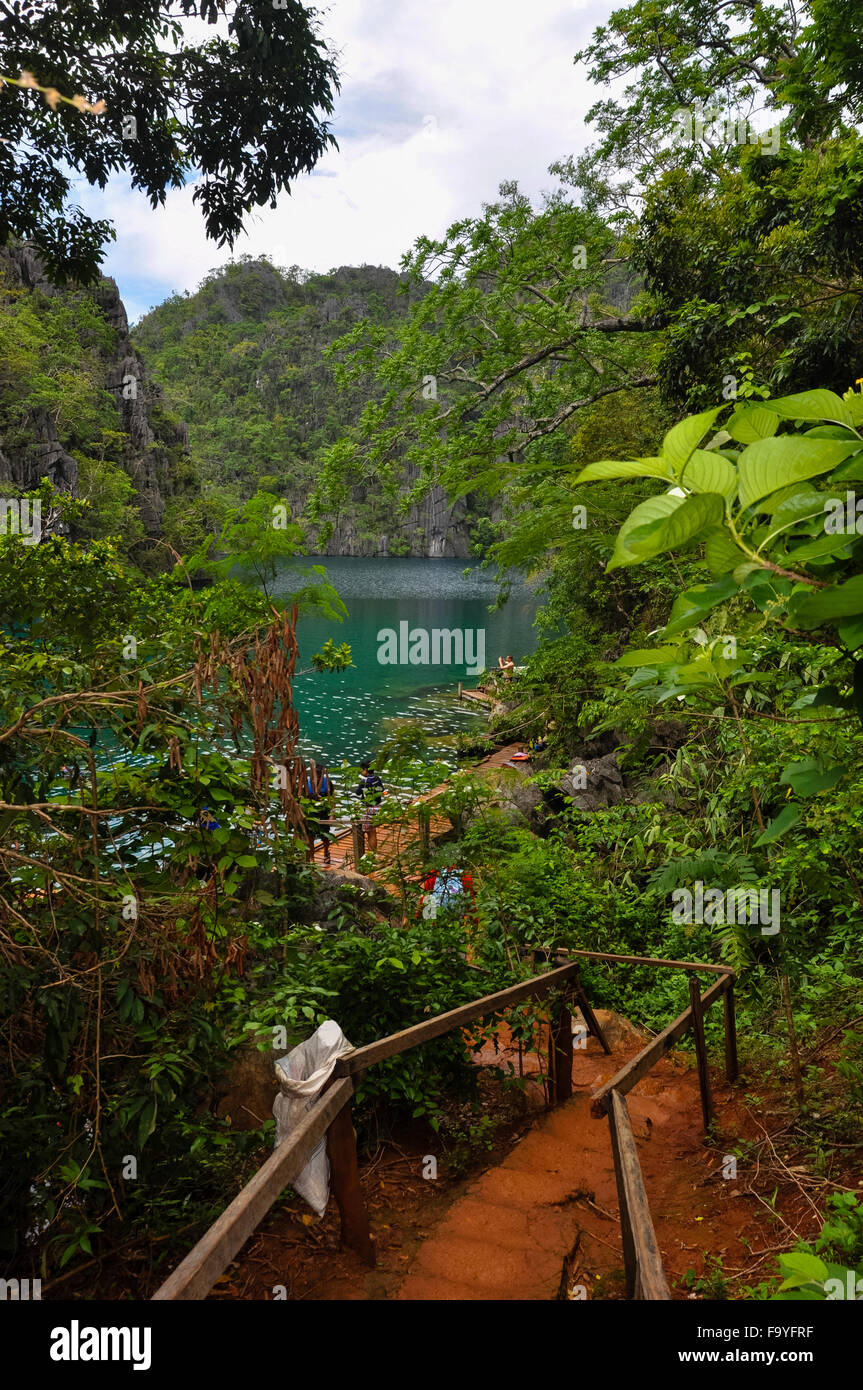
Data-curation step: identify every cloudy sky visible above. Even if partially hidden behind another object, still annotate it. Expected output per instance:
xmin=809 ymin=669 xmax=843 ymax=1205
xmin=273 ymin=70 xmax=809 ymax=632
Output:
xmin=79 ymin=0 xmax=617 ymax=322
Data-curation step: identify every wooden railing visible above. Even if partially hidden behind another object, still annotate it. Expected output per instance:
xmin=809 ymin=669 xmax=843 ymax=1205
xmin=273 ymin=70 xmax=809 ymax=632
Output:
xmin=152 ymin=950 xmax=738 ymax=1303
xmin=152 ymin=958 xmax=593 ymax=1300
xmin=568 ymin=951 xmax=737 ymax=1302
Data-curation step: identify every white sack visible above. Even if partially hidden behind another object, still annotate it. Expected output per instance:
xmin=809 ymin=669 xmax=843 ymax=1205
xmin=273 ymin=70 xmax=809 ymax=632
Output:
xmin=273 ymin=1019 xmax=354 ymax=1217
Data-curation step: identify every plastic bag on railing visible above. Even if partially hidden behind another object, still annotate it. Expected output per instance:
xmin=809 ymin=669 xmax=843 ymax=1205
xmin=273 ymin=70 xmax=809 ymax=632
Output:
xmin=272 ymin=1019 xmax=354 ymax=1217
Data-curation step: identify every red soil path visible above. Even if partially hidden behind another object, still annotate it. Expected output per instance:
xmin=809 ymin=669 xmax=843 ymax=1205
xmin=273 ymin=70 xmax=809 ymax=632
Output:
xmin=267 ymin=743 xmax=771 ymax=1300
xmin=394 ymin=1030 xmax=762 ymax=1301
xmin=210 ymin=1023 xmax=781 ymax=1302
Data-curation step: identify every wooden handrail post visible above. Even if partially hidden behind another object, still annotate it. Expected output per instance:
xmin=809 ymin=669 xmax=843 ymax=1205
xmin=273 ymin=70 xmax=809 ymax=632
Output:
xmin=327 ymin=1099 xmax=375 ymax=1268
xmin=723 ymin=982 xmax=738 ymax=1082
xmin=688 ymin=977 xmax=715 ymax=1132
xmin=549 ymin=1000 xmax=573 ymax=1106
xmin=350 ymin=818 xmax=364 ymax=865
xmin=574 ymin=986 xmax=611 ymax=1055
xmin=590 ymin=971 xmax=731 ymax=1118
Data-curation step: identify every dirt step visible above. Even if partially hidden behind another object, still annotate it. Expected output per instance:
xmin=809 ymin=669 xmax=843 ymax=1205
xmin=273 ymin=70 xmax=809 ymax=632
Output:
xmin=395 ymin=1038 xmax=758 ymax=1301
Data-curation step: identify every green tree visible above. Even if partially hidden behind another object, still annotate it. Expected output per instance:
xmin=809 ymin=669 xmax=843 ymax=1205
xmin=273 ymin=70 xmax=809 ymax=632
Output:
xmin=315 ymin=182 xmax=662 ymax=570
xmin=0 ymin=0 xmax=339 ymax=282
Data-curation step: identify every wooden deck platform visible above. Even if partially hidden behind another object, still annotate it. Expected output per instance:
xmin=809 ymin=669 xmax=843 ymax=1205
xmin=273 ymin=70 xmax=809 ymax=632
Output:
xmin=309 ymin=742 xmax=525 ymax=876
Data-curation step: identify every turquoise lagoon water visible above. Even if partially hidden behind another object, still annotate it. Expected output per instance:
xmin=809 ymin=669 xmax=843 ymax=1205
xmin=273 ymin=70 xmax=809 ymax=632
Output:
xmin=276 ymin=556 xmax=541 ymax=766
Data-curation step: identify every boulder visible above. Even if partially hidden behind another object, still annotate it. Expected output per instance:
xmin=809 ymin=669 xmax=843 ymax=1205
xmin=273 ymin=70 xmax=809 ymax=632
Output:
xmin=301 ymin=867 xmax=394 ymax=926
xmin=559 ymin=752 xmax=625 ymax=810
xmin=572 ymin=1007 xmax=645 ymax=1050
xmin=493 ymin=780 xmax=551 ymax=835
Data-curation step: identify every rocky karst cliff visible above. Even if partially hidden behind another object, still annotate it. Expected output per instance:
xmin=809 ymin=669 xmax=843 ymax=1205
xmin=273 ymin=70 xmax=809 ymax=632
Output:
xmin=0 ymin=246 xmax=190 ymax=534
xmin=133 ymin=259 xmax=488 ymax=558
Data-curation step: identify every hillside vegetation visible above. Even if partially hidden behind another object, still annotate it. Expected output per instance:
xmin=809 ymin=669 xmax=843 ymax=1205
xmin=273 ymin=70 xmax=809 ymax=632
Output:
xmin=132 ymin=258 xmax=495 ymax=558
xmin=1 ymin=0 xmax=862 ymax=1309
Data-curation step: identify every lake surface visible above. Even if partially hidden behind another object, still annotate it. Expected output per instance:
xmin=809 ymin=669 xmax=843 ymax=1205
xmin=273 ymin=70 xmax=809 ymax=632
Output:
xmin=273 ymin=556 xmax=541 ymax=765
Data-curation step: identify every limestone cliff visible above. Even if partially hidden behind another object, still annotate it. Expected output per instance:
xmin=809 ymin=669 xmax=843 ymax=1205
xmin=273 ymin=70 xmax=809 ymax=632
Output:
xmin=133 ymin=259 xmax=486 ymax=558
xmin=0 ymin=246 xmax=190 ymax=535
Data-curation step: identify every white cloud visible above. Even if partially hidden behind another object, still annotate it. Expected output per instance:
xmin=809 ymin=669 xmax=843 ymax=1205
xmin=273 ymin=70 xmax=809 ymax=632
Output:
xmin=78 ymin=0 xmax=615 ymax=319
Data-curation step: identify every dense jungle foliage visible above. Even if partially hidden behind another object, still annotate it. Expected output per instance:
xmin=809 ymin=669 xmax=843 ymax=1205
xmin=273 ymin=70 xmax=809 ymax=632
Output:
xmin=1 ymin=0 xmax=862 ymax=1303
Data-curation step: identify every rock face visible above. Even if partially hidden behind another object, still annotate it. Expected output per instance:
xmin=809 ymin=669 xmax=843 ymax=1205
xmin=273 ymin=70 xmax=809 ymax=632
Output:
xmin=459 ymin=752 xmax=629 ymax=837
xmin=0 ymin=247 xmax=190 ymax=533
xmin=560 ymin=753 xmax=625 ymax=811
xmin=299 ymin=867 xmax=394 ymax=927
xmin=324 ymin=465 xmax=478 ymax=559
xmin=489 ymin=780 xmax=551 ymax=836
xmin=133 ymin=259 xmax=497 ymax=558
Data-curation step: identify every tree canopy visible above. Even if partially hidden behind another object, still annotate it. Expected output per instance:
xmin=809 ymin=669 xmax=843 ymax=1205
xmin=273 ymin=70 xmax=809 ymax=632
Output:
xmin=0 ymin=0 xmax=339 ymax=282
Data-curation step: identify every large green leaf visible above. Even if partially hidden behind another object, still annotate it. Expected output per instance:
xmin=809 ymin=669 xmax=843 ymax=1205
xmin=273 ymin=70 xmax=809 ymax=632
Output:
xmin=784 ymin=532 xmax=854 ymax=564
xmin=776 ymin=1251 xmax=830 ymax=1290
xmin=679 ymin=449 xmax=737 ymax=501
xmin=703 ymin=525 xmax=747 ymax=576
xmin=829 ymin=455 xmax=863 ymax=483
xmin=791 ymin=574 xmax=863 ymax=629
xmin=661 ymin=406 xmax=725 ymax=475
xmin=839 ymin=616 xmax=863 ymax=653
xmin=607 ymin=493 xmax=684 ymax=570
xmin=802 ymin=425 xmax=860 ymax=440
xmin=574 ymin=457 xmax=673 ymax=484
xmin=780 ymin=760 xmax=845 ymax=797
xmin=755 ymin=804 xmax=802 ymax=845
xmin=624 ymin=492 xmax=725 ymax=564
xmin=762 ymin=389 xmax=855 ymax=426
xmin=762 ymin=487 xmax=829 ymax=531
xmin=738 ymin=436 xmax=861 ymax=510
xmin=662 ymin=576 xmax=739 ymax=636
xmin=614 ymin=646 xmax=682 ymax=668
xmin=725 ymin=404 xmax=780 ymax=443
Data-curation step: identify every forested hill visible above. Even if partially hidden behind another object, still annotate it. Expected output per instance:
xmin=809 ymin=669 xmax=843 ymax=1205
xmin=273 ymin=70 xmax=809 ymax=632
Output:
xmin=132 ymin=258 xmax=488 ymax=558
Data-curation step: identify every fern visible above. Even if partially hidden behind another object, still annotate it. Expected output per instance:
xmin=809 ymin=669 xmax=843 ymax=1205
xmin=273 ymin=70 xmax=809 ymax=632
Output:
xmin=647 ymin=850 xmax=758 ymax=896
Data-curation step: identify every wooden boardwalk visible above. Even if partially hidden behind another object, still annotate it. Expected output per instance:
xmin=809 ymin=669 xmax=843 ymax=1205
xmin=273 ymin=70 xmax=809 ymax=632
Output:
xmin=309 ymin=743 xmax=526 ymax=877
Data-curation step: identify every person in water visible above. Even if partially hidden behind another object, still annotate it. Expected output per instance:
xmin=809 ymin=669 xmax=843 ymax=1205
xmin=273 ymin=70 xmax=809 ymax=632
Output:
xmin=305 ymin=762 xmax=335 ymax=865
xmin=354 ymin=760 xmax=386 ymax=853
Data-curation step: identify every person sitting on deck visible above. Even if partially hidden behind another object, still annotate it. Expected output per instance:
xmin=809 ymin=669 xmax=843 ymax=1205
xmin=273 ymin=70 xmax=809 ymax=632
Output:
xmin=304 ymin=761 xmax=335 ymax=866
xmin=354 ymin=760 xmax=385 ymax=854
